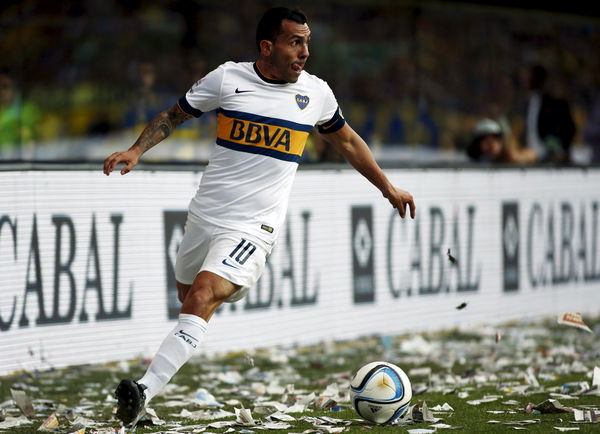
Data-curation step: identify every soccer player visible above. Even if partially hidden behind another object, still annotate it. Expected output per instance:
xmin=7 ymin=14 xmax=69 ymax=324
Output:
xmin=103 ymin=7 xmax=416 ymax=426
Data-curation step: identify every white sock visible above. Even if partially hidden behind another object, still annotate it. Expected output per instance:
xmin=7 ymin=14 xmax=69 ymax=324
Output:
xmin=138 ymin=313 xmax=207 ymax=403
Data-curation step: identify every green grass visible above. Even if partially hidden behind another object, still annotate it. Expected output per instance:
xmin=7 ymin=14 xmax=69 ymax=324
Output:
xmin=1 ymin=316 xmax=599 ymax=433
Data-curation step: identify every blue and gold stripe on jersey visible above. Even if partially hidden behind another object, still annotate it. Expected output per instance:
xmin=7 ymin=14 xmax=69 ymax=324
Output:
xmin=215 ymin=108 xmax=312 ymax=163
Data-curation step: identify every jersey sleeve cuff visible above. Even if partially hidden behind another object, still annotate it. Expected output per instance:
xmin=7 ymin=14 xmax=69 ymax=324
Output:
xmin=317 ymin=107 xmax=346 ymax=134
xmin=178 ymin=96 xmax=203 ymax=118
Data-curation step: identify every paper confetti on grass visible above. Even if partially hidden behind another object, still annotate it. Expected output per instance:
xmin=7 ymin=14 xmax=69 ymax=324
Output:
xmin=557 ymin=313 xmax=593 ymax=333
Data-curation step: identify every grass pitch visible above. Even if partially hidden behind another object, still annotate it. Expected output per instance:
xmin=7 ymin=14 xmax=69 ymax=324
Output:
xmin=1 ymin=316 xmax=598 ymax=433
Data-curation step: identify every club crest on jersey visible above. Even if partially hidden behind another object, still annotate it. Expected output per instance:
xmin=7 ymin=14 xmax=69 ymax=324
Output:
xmin=295 ymin=94 xmax=309 ymax=110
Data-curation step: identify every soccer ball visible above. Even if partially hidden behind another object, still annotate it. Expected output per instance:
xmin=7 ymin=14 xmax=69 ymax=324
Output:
xmin=349 ymin=361 xmax=412 ymax=424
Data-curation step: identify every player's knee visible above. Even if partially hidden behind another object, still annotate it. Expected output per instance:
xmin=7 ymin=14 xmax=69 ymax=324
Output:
xmin=184 ymin=283 xmax=230 ymax=308
xmin=181 ymin=272 xmax=241 ymax=317
xmin=185 ymin=285 xmax=211 ymax=306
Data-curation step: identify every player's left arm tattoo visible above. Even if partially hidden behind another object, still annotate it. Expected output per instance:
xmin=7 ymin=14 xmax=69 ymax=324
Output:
xmin=130 ymin=103 xmax=193 ymax=154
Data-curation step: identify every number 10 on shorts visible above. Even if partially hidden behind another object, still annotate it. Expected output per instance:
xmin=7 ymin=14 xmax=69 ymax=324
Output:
xmin=229 ymin=239 xmax=256 ymax=265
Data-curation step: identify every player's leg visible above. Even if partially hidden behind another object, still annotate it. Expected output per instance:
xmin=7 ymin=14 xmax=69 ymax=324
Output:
xmin=115 ymin=224 xmax=268 ymax=426
xmin=116 ymin=271 xmax=239 ymax=426
xmin=139 ymin=273 xmax=238 ymax=394
xmin=137 ymin=233 xmax=267 ymax=400
xmin=114 ymin=219 xmax=212 ymax=426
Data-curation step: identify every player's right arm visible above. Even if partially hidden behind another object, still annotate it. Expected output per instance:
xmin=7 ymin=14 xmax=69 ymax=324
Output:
xmin=103 ymin=102 xmax=193 ymax=175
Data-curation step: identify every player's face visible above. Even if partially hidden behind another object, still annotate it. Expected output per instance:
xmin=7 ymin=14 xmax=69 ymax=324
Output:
xmin=269 ymin=20 xmax=310 ymax=83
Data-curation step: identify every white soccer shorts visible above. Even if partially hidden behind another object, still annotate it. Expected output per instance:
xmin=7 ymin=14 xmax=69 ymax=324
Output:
xmin=175 ymin=216 xmax=269 ymax=302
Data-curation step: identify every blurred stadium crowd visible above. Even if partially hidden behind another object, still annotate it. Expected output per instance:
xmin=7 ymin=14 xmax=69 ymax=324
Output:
xmin=1 ymin=0 xmax=599 ymax=164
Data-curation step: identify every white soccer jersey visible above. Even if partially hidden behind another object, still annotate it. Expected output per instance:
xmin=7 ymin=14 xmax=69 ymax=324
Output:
xmin=179 ymin=61 xmax=345 ymax=245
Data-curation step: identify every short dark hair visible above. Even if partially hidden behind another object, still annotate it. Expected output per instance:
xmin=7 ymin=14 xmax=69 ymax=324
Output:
xmin=256 ymin=7 xmax=307 ymax=52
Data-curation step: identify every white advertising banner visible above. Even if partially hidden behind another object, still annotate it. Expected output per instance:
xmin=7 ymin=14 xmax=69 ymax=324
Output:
xmin=1 ymin=168 xmax=599 ymax=375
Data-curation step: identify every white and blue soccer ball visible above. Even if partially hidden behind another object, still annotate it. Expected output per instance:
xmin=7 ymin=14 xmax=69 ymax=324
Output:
xmin=349 ymin=361 xmax=412 ymax=424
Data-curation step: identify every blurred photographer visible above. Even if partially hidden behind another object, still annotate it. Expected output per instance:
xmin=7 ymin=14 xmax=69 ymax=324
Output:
xmin=467 ymin=118 xmax=537 ymax=164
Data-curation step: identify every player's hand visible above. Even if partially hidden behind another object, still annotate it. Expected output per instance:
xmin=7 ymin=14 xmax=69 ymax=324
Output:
xmin=103 ymin=149 xmax=141 ymax=176
xmin=386 ymin=187 xmax=416 ymax=219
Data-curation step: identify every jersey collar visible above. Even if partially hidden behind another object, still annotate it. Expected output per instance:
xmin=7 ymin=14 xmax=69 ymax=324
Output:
xmin=253 ymin=62 xmax=288 ymax=84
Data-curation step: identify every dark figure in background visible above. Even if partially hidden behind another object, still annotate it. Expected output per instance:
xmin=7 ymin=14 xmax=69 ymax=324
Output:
xmin=123 ymin=61 xmax=172 ymax=134
xmin=583 ymin=63 xmax=600 ymax=164
xmin=524 ymin=64 xmax=575 ymax=163
xmin=584 ymin=95 xmax=600 ymax=164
